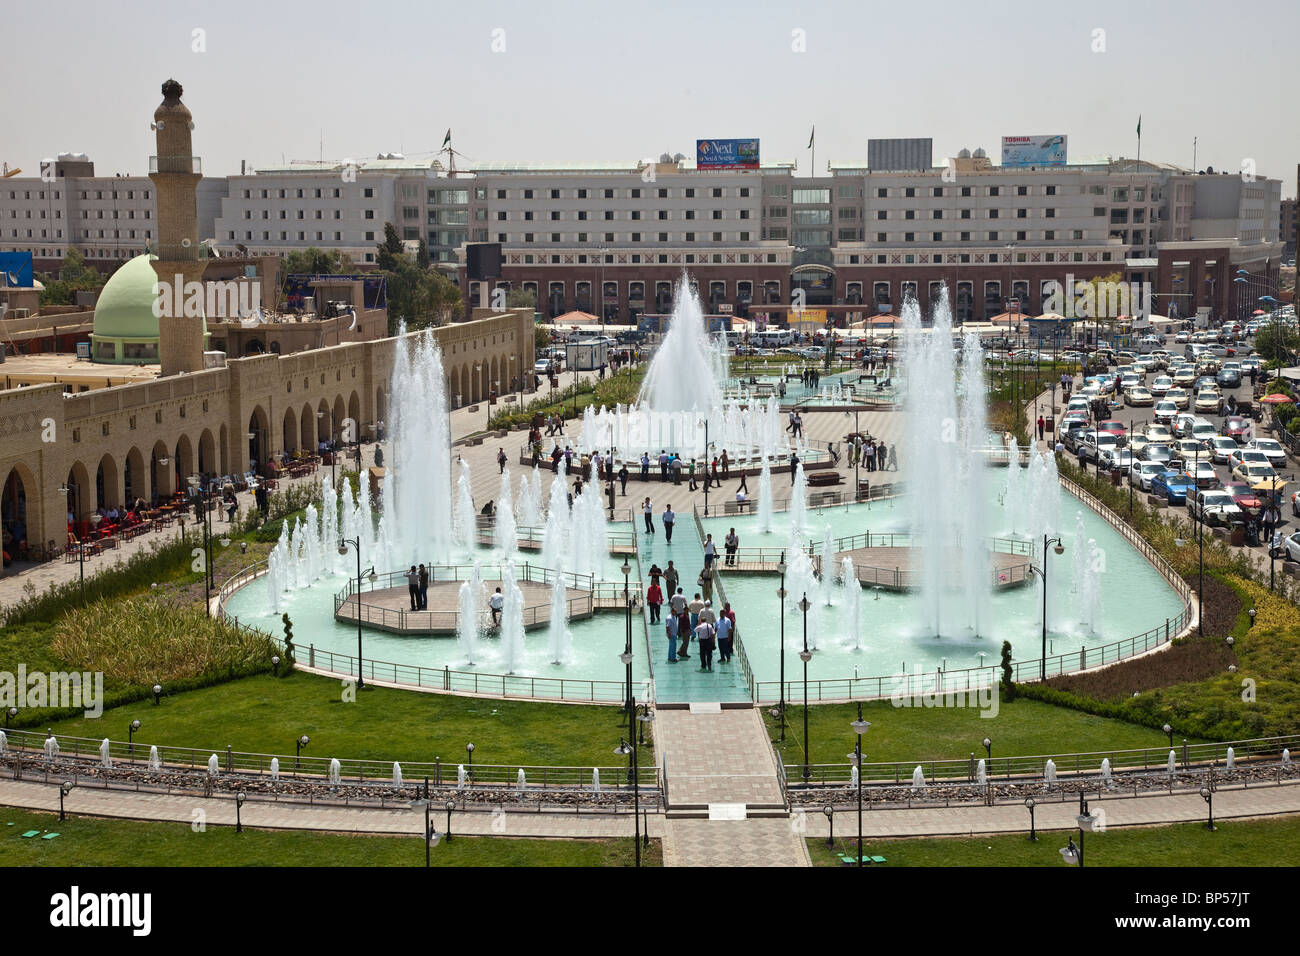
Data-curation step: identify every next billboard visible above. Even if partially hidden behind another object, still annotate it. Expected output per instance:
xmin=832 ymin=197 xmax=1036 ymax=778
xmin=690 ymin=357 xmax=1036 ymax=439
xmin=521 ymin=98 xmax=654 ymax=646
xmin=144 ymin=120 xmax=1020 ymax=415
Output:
xmin=696 ymin=139 xmax=760 ymax=169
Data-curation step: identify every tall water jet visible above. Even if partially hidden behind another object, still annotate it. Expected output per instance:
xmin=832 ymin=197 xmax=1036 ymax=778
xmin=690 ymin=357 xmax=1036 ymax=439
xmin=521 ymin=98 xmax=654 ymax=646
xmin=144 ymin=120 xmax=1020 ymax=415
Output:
xmin=44 ymin=735 xmax=59 ymax=759
xmin=393 ymin=762 xmax=403 ymax=789
xmin=540 ymin=462 xmax=571 ymax=572
xmin=269 ymin=755 xmax=278 ymax=781
xmin=820 ymin=525 xmax=836 ymax=607
xmin=386 ymin=328 xmax=453 ymax=567
xmin=957 ymin=326 xmax=993 ymax=634
xmin=637 ymin=274 xmax=724 ymax=417
xmin=454 ymin=459 xmax=476 ymax=552
xmin=1044 ymin=758 xmax=1057 ymax=786
xmin=208 ymin=754 xmax=219 ymax=777
xmin=902 ymin=288 xmax=989 ymax=637
xmin=840 ymin=556 xmax=863 ymax=650
xmin=499 ymin=563 xmax=527 ymax=674
xmin=788 ymin=463 xmax=808 ymax=549
xmin=548 ymin=574 xmax=572 ymax=665
xmin=517 ymin=467 xmax=543 ymax=530
xmin=1100 ymin=757 xmax=1112 ymax=785
xmin=757 ymin=459 xmax=774 ymax=533
xmin=329 ymin=758 xmax=341 ymax=785
xmin=100 ymin=738 xmax=112 ymax=769
xmin=911 ymin=766 xmax=927 ymax=791
xmin=976 ymin=758 xmax=987 ymax=787
xmin=150 ymin=746 xmax=162 ymax=771
xmin=494 ymin=467 xmax=516 ymax=555
xmin=1079 ymin=538 xmax=1103 ymax=635
xmin=456 ymin=562 xmax=484 ymax=664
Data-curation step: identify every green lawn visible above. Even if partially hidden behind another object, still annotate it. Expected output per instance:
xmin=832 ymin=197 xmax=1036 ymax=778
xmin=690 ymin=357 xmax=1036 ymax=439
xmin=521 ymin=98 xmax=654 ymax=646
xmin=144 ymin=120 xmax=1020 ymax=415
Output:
xmin=808 ymin=815 xmax=1300 ymax=867
xmin=41 ymin=670 xmax=646 ymax=770
xmin=1 ymin=807 xmax=660 ymax=867
xmin=765 ymin=697 xmax=1204 ymax=768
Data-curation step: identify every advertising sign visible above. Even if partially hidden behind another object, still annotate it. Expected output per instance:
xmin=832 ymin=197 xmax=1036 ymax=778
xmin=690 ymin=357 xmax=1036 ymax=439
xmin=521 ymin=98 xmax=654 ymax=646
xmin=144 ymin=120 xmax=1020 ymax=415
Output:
xmin=1000 ymin=135 xmax=1068 ymax=168
xmin=696 ymin=139 xmax=760 ymax=169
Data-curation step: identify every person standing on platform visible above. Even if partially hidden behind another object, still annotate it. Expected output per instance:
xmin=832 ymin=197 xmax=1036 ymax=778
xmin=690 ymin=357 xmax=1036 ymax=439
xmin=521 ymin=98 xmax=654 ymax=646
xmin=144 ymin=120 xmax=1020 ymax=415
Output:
xmin=643 ymin=497 xmax=654 ymax=534
xmin=662 ymin=503 xmax=676 ymax=543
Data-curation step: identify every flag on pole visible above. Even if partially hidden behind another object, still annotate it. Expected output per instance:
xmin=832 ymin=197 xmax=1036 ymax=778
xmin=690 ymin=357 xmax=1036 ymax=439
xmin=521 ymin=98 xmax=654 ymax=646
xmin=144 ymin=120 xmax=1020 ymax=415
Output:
xmin=442 ymin=128 xmax=452 ymax=148
xmin=808 ymin=126 xmax=815 ymax=149
xmin=1135 ymin=115 xmax=1141 ymax=137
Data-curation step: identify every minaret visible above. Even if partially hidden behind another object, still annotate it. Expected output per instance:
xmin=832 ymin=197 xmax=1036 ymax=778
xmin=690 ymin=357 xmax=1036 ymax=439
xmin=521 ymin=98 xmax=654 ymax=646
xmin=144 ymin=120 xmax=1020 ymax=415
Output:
xmin=149 ymin=78 xmax=208 ymax=376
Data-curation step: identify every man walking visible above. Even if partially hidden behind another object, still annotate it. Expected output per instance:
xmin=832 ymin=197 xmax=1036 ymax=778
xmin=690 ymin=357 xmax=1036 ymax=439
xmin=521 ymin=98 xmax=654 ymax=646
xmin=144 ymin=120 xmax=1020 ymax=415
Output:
xmin=702 ymin=533 xmax=717 ymax=570
xmin=721 ymin=449 xmax=731 ymax=479
xmin=695 ymin=617 xmax=716 ymax=671
xmin=664 ymin=612 xmax=678 ymax=663
xmin=1037 ymin=416 xmax=1045 ymax=442
xmin=724 ymin=527 xmax=739 ymax=567
xmin=618 ymin=463 xmax=629 ymax=496
xmin=662 ymin=503 xmax=676 ymax=544
xmin=715 ymin=611 xmax=733 ymax=664
xmin=643 ymin=497 xmax=654 ymax=534
xmin=664 ymin=561 xmax=679 ymax=601
xmin=489 ymin=586 xmax=504 ymax=626
xmin=646 ymin=579 xmax=663 ymax=624
xmin=497 ymin=447 xmax=508 ymax=474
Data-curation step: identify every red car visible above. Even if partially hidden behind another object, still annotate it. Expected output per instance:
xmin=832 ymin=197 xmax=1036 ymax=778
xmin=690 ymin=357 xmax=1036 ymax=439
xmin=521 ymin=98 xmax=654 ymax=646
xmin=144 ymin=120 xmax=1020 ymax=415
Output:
xmin=1097 ymin=420 xmax=1128 ymax=439
xmin=1223 ymin=416 xmax=1251 ymax=443
xmin=1221 ymin=481 xmax=1263 ymax=518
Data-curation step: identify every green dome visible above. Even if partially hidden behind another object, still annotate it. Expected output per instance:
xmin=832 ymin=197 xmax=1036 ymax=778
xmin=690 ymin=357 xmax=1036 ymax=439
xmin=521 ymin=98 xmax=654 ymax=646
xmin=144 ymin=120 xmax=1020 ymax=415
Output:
xmin=93 ymin=253 xmax=161 ymax=340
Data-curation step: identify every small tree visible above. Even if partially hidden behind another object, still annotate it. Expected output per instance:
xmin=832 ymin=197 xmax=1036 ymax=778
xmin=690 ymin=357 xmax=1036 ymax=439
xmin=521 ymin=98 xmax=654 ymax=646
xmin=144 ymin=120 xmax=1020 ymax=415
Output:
xmin=281 ymin=612 xmax=295 ymax=667
xmin=1000 ymin=640 xmax=1016 ymax=702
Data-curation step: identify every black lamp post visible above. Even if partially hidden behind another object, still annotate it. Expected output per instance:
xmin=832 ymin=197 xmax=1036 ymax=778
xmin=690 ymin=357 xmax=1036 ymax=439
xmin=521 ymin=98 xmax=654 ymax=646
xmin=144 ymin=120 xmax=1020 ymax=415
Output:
xmin=1025 ymin=797 xmax=1037 ymax=842
xmin=775 ymin=552 xmax=788 ymax=742
xmin=187 ymin=476 xmax=214 ymax=617
xmin=637 ymin=703 xmax=654 ymax=748
xmin=615 ymin=736 xmax=641 ymax=867
xmin=698 ymin=418 xmax=713 ymax=516
xmin=799 ymin=592 xmax=812 ymax=783
xmin=272 ymin=654 xmax=281 ymax=677
xmin=128 ymin=719 xmax=141 ymax=759
xmin=4 ymin=706 xmax=15 ymax=728
xmin=823 ymin=804 xmax=834 ymax=848
xmin=235 ymin=791 xmax=246 ymax=833
xmin=295 ymin=734 xmax=309 ymax=772
xmin=337 ymin=537 xmax=376 ymax=689
xmin=152 ymin=683 xmax=162 ymax=706
xmin=1029 ymin=535 xmax=1065 ymax=679
xmin=411 ymin=794 xmax=442 ymax=867
xmin=59 ymin=780 xmax=74 ymax=821
xmin=1061 ymin=791 xmax=1098 ymax=867
xmin=445 ymin=798 xmax=457 ymax=843
xmin=1200 ymin=785 xmax=1216 ymax=831
xmin=620 ymin=559 xmax=633 ymax=731
xmin=58 ymin=483 xmax=85 ymax=606
xmin=1163 ymin=723 xmax=1174 ymax=748
xmin=851 ymin=703 xmax=870 ymax=868
xmin=465 ymin=742 xmax=475 ymax=784
xmin=982 ymin=736 xmax=992 ymax=761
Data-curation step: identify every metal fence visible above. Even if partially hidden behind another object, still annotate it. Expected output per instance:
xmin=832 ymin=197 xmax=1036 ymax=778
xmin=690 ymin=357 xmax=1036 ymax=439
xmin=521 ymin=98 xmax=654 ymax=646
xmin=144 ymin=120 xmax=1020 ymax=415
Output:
xmin=784 ymin=734 xmax=1300 ymax=787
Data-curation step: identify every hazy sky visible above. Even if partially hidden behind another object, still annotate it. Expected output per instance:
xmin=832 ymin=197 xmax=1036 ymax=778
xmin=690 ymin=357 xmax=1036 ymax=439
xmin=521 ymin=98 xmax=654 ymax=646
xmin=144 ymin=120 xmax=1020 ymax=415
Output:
xmin=3 ymin=0 xmax=1295 ymax=196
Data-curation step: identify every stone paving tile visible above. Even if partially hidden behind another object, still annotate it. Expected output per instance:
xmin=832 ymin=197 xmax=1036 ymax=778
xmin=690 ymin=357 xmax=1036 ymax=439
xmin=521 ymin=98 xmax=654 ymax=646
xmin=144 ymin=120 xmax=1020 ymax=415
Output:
xmin=663 ymin=818 xmax=808 ymax=867
xmin=655 ymin=708 xmax=785 ymax=808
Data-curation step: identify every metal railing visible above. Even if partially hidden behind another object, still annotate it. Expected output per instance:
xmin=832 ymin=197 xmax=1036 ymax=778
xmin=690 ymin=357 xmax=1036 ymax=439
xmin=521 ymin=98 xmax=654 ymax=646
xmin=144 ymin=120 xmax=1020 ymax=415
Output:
xmin=1 ymin=728 xmax=660 ymax=792
xmin=784 ymin=734 xmax=1300 ymax=788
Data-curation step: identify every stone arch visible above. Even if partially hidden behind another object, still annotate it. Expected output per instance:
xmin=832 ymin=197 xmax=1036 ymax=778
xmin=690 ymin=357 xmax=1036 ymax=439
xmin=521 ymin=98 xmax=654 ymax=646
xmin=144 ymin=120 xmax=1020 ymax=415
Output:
xmin=490 ymin=356 xmax=500 ymax=395
xmin=478 ymin=361 xmax=489 ymax=402
xmin=124 ymin=446 xmax=146 ymax=505
xmin=247 ymin=405 xmax=270 ymax=473
xmin=448 ymin=367 xmax=460 ymax=406
xmin=1 ymin=462 xmax=35 ymax=558
xmin=461 ymin=362 xmax=472 ymax=405
xmin=282 ymin=407 xmax=300 ymax=457
xmin=65 ymin=459 xmax=92 ymax=522
xmin=197 ymin=428 xmax=217 ymax=477
xmin=94 ymin=452 xmax=122 ymax=511
xmin=219 ymin=423 xmax=230 ymax=475
xmin=348 ymin=390 xmax=361 ymax=439
xmin=332 ymin=395 xmax=347 ymax=439
xmin=375 ymin=384 xmax=387 ymax=426
xmin=300 ymin=403 xmax=314 ymax=453
xmin=316 ymin=398 xmax=332 ymax=443
xmin=150 ymin=440 xmax=172 ymax=503
xmin=173 ymin=434 xmax=195 ymax=492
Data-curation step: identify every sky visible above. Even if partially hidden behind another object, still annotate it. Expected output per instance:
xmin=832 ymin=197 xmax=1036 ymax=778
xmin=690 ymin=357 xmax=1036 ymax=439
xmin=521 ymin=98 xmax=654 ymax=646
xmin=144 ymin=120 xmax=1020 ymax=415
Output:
xmin=2 ymin=0 xmax=1295 ymax=196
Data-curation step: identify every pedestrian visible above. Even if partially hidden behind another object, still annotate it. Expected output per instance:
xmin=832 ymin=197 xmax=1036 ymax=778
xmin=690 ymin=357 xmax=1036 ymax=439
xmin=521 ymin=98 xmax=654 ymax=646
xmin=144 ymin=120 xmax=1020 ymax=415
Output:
xmin=699 ymin=568 xmax=714 ymax=604
xmin=643 ymin=497 xmax=654 ymax=534
xmin=647 ymin=580 xmax=663 ymax=624
xmin=489 ymin=586 xmax=504 ymax=626
xmin=688 ymin=592 xmax=705 ymax=632
xmin=887 ymin=444 xmax=898 ymax=471
xmin=715 ymin=612 xmax=733 ymax=664
xmin=721 ymin=449 xmax=730 ymax=478
xmin=724 ymin=527 xmax=739 ymax=567
xmin=405 ymin=564 xmax=419 ymax=611
xmin=864 ymin=438 xmax=875 ymax=472
xmin=711 ymin=457 xmax=722 ymax=489
xmin=640 ymin=452 xmax=650 ymax=481
xmin=787 ymin=410 xmax=797 ymax=434
xmin=702 ymin=533 xmax=717 ymax=569
xmin=672 ymin=454 xmax=683 ymax=485
xmin=417 ymin=563 xmax=429 ymax=611
xmin=790 ymin=451 xmax=800 ymax=484
xmin=688 ymin=458 xmax=698 ymax=491
xmin=736 ymin=470 xmax=749 ymax=495
xmin=876 ymin=440 xmax=887 ymax=471
xmin=606 ymin=480 xmax=616 ymax=513
xmin=664 ymin=561 xmax=679 ymax=599
xmin=659 ymin=449 xmax=669 ymax=482
xmin=662 ymin=503 xmax=676 ymax=544
xmin=1037 ymin=416 xmax=1045 ymax=441
xmin=617 ymin=463 xmax=628 ymax=496
xmin=664 ymin=613 xmax=678 ymax=663
xmin=497 ymin=447 xmax=507 ymax=474
xmin=695 ymin=618 xmax=716 ymax=670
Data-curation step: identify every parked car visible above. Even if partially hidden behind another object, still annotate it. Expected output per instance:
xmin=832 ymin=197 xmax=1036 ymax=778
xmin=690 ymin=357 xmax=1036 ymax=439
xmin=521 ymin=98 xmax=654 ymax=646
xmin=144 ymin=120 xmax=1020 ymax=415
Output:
xmin=1270 ymin=531 xmax=1300 ymax=563
xmin=1190 ymin=489 xmax=1243 ymax=525
xmin=1153 ymin=400 xmax=1179 ymax=424
xmin=1150 ymin=470 xmax=1196 ymax=505
xmin=1229 ymin=448 xmax=1271 ymax=472
xmin=1207 ymin=436 xmax=1240 ymax=465
xmin=1194 ymin=390 xmax=1223 ymax=415
xmin=1125 ymin=385 xmax=1154 ymax=407
xmin=1216 ymin=367 xmax=1242 ymax=388
xmin=1166 ymin=387 xmax=1190 ymax=409
xmin=1150 ymin=375 xmax=1173 ymax=397
xmin=1099 ymin=447 xmax=1136 ymax=473
xmin=1130 ymin=460 xmax=1167 ymax=491
xmin=1142 ymin=443 xmax=1174 ymax=466
xmin=1097 ymin=420 xmax=1128 ymax=439
xmin=1188 ymin=459 xmax=1220 ymax=489
xmin=1223 ymin=416 xmax=1252 ymax=443
xmin=1232 ymin=461 xmax=1278 ymax=486
xmin=1246 ymin=438 xmax=1287 ymax=470
xmin=1222 ymin=481 xmax=1264 ymax=518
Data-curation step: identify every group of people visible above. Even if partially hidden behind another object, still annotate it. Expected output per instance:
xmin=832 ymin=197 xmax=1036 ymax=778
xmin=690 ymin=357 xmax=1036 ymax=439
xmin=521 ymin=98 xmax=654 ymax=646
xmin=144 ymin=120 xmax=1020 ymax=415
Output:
xmin=637 ymin=449 xmax=732 ymax=489
xmin=849 ymin=435 xmax=893 ymax=471
xmin=643 ymin=561 xmax=738 ymax=670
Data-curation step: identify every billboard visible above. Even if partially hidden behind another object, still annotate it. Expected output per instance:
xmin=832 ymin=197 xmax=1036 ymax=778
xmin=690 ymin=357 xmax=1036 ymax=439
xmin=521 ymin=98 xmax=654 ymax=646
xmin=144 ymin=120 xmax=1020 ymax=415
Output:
xmin=0 ymin=251 xmax=34 ymax=287
xmin=1000 ymin=135 xmax=1068 ymax=168
xmin=867 ymin=138 xmax=933 ymax=172
xmin=696 ymin=139 xmax=760 ymax=169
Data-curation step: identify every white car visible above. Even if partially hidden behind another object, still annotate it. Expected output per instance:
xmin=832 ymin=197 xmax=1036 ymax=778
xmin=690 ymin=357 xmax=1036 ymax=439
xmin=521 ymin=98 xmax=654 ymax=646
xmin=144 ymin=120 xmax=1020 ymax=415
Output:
xmin=1153 ymin=400 xmax=1178 ymax=424
xmin=1125 ymin=385 xmax=1154 ymax=407
xmin=1191 ymin=490 xmax=1242 ymax=524
xmin=1150 ymin=375 xmax=1173 ymax=397
xmin=1207 ymin=436 xmax=1240 ymax=465
xmin=1270 ymin=531 xmax=1300 ymax=563
xmin=1230 ymin=448 xmax=1271 ymax=471
xmin=1188 ymin=460 xmax=1219 ymax=489
xmin=1143 ymin=422 xmax=1174 ymax=443
xmin=1130 ymin=460 xmax=1166 ymax=491
xmin=1246 ymin=438 xmax=1287 ymax=470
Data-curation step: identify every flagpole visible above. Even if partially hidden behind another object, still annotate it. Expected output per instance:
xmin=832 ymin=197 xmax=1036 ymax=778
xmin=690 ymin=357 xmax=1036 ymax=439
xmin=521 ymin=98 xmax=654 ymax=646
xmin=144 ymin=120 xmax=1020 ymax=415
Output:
xmin=1135 ymin=115 xmax=1141 ymax=167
